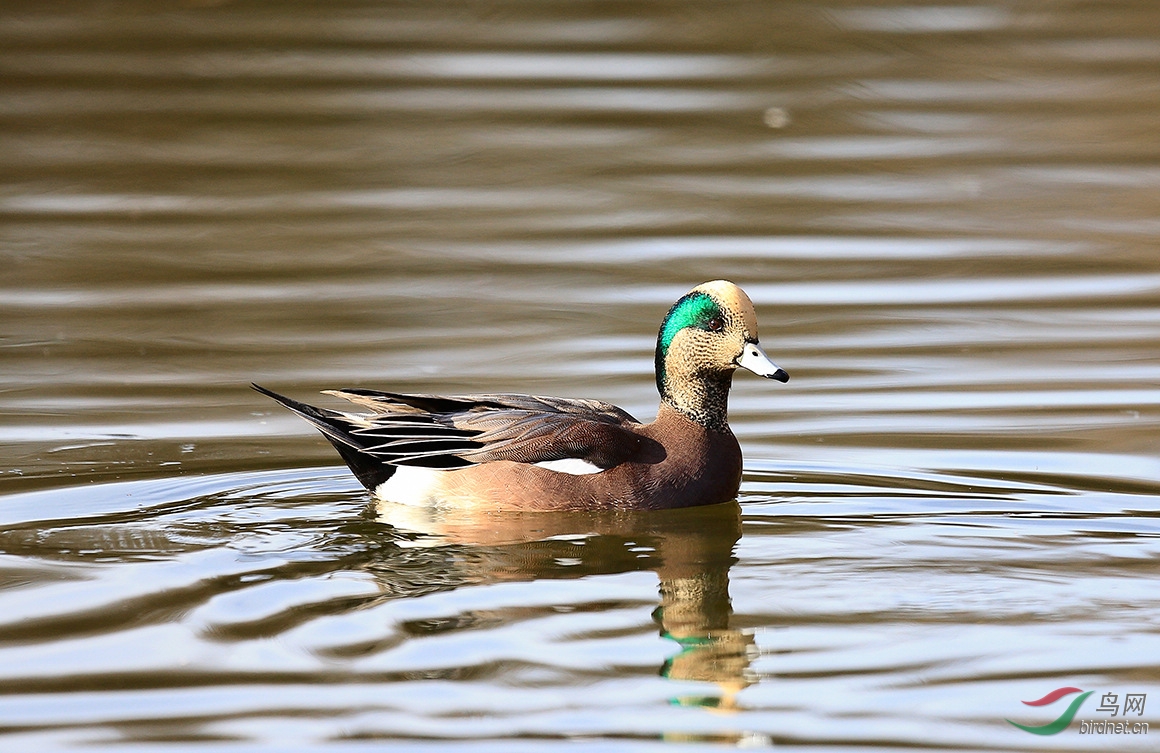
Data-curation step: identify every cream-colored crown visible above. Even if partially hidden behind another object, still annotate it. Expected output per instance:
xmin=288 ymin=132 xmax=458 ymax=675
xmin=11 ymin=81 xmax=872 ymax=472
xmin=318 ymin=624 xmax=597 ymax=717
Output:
xmin=690 ymin=280 xmax=758 ymax=339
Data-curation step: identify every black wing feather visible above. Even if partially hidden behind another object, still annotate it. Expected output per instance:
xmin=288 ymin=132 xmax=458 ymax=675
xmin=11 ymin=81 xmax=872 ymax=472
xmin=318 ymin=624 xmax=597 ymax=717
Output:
xmin=254 ymin=384 xmax=645 ymax=490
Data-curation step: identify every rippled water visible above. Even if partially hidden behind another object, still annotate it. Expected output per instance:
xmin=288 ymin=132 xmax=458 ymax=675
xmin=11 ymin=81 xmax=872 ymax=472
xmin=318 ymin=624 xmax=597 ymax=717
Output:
xmin=3 ymin=1 xmax=1160 ymax=750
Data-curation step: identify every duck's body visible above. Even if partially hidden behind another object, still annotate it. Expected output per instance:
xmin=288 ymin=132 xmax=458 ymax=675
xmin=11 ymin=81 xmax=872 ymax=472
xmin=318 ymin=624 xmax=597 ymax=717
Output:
xmin=414 ymin=405 xmax=739 ymax=511
xmin=255 ymin=280 xmax=787 ymax=511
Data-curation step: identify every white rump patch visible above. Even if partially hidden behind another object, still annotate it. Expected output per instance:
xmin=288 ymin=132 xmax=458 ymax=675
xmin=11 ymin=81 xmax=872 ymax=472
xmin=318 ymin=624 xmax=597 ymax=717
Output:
xmin=374 ymin=465 xmax=441 ymax=506
xmin=533 ymin=458 xmax=606 ymax=475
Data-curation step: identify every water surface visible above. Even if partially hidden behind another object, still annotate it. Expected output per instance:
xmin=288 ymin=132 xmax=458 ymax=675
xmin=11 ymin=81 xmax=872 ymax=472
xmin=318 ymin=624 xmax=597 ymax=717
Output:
xmin=2 ymin=1 xmax=1160 ymax=749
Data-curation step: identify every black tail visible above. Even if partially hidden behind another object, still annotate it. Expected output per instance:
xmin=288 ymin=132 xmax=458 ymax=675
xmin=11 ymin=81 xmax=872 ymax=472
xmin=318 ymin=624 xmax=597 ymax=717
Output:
xmin=251 ymin=383 xmax=398 ymax=491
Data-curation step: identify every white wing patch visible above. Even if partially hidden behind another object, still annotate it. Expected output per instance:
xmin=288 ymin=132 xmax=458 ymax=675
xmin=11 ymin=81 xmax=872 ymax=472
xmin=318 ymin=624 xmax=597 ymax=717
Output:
xmin=533 ymin=458 xmax=606 ymax=475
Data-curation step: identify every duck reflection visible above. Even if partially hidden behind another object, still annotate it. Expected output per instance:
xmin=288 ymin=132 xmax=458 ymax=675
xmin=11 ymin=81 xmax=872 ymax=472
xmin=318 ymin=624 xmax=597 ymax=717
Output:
xmin=369 ymin=499 xmax=756 ymax=709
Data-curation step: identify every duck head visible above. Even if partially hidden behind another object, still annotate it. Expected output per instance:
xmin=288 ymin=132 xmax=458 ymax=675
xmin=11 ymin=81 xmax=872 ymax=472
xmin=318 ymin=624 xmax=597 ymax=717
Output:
xmin=655 ymin=280 xmax=788 ymax=431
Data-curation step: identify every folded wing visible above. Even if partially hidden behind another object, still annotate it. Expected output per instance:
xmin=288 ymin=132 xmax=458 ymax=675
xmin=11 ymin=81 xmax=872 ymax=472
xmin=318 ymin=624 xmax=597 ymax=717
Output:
xmin=252 ymin=385 xmax=645 ymax=489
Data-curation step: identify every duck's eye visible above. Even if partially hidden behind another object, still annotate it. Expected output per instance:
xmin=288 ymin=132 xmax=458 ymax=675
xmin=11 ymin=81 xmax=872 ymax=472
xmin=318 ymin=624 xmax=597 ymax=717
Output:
xmin=706 ymin=317 xmax=725 ymax=332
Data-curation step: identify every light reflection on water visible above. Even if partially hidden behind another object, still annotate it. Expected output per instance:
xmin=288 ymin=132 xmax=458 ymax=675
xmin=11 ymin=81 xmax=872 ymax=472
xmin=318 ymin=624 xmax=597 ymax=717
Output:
xmin=2 ymin=0 xmax=1160 ymax=749
xmin=2 ymin=463 xmax=1157 ymax=749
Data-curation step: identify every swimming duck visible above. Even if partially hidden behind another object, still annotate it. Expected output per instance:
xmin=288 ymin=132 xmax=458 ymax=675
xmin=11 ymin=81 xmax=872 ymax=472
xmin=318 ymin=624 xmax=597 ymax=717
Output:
xmin=254 ymin=280 xmax=787 ymax=511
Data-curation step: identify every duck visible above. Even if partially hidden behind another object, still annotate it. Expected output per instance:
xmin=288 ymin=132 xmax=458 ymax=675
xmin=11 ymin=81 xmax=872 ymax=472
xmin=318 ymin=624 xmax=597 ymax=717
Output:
xmin=253 ymin=280 xmax=788 ymax=511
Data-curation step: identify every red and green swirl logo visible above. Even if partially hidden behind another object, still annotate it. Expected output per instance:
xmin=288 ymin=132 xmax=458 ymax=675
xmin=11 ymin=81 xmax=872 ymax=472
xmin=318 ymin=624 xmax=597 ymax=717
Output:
xmin=1007 ymin=687 xmax=1093 ymax=735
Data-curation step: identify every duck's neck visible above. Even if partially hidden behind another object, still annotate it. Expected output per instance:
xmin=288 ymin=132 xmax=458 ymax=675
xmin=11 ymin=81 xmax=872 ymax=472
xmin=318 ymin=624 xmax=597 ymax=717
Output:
xmin=659 ymin=372 xmax=734 ymax=434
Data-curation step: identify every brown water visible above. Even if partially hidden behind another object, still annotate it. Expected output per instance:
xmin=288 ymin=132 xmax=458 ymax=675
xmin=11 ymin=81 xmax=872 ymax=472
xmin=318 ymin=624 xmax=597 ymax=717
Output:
xmin=3 ymin=1 xmax=1160 ymax=750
